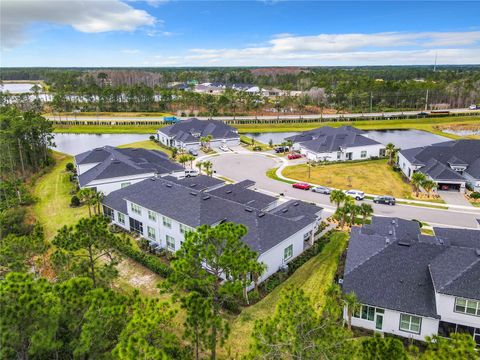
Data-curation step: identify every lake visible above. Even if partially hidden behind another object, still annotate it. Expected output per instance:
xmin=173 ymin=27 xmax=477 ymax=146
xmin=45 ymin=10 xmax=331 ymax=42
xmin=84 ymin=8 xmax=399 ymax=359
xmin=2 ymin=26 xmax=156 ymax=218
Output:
xmin=245 ymin=129 xmax=450 ymax=149
xmin=0 ymin=83 xmax=42 ymax=93
xmin=52 ymin=133 xmax=152 ymax=155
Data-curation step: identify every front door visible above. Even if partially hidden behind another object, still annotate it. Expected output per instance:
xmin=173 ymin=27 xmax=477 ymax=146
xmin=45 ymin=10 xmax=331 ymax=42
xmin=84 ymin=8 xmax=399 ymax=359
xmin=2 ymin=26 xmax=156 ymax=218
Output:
xmin=346 ymin=152 xmax=353 ymax=160
xmin=375 ymin=313 xmax=383 ymax=330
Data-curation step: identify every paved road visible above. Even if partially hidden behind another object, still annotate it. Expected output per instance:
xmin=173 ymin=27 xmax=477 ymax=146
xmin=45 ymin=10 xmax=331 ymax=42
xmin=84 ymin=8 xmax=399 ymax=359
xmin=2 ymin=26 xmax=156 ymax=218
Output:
xmin=209 ymin=153 xmax=480 ymax=229
xmin=46 ymin=108 xmax=479 ymax=122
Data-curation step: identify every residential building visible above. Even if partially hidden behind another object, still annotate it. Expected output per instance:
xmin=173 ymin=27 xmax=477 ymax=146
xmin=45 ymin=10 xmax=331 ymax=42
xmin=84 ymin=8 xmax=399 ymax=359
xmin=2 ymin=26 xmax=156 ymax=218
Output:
xmin=342 ymin=216 xmax=480 ymax=344
xmin=285 ymin=126 xmax=385 ymax=162
xmin=102 ymin=176 xmax=323 ymax=284
xmin=74 ymin=146 xmax=183 ymax=194
xmin=157 ymin=118 xmax=240 ymax=151
xmin=398 ymin=140 xmax=480 ymax=192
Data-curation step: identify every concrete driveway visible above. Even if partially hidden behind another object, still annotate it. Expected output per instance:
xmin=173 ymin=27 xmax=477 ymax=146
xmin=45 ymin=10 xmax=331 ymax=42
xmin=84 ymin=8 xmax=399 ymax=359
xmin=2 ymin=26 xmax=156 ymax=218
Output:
xmin=438 ymin=191 xmax=473 ymax=207
xmin=207 ymin=152 xmax=480 ymax=229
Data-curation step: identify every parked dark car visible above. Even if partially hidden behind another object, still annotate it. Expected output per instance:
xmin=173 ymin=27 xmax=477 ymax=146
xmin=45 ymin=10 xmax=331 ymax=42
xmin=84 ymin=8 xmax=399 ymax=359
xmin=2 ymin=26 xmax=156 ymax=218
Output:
xmin=373 ymin=195 xmax=396 ymax=205
xmin=275 ymin=146 xmax=289 ymax=153
xmin=311 ymin=186 xmax=331 ymax=195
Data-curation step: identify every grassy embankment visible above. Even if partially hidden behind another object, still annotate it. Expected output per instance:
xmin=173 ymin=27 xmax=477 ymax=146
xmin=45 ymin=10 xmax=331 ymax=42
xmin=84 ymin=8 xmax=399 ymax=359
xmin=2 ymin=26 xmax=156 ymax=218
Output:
xmin=224 ymin=232 xmax=348 ymax=358
xmin=282 ymin=159 xmax=443 ymax=203
xmin=51 ymin=115 xmax=480 ymax=139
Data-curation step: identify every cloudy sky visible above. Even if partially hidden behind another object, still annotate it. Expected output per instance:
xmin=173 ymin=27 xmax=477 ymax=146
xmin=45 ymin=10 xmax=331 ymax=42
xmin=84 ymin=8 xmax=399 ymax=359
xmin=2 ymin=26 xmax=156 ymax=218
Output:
xmin=1 ymin=0 xmax=479 ymax=67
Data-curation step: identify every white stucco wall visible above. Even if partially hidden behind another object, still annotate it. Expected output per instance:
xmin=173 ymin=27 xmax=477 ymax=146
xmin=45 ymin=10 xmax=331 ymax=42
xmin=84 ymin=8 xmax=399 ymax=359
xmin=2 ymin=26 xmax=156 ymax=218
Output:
xmin=299 ymin=144 xmax=385 ymax=162
xmin=76 ymin=162 xmax=100 ymax=175
xmin=435 ymin=293 xmax=480 ymax=329
xmin=464 ymin=172 xmax=480 ymax=192
xmin=107 ymin=198 xmax=321 ymax=286
xmin=346 ymin=305 xmax=439 ymax=341
xmin=84 ymin=173 xmax=155 ymax=195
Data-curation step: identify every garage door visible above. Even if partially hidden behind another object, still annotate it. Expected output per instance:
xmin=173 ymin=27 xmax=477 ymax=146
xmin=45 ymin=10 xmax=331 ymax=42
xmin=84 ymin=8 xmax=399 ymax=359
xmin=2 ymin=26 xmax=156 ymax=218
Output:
xmin=437 ymin=183 xmax=461 ymax=191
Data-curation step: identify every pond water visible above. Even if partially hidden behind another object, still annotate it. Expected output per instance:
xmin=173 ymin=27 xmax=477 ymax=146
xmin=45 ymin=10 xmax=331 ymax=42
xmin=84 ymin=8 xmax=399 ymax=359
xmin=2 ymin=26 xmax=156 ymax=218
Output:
xmin=52 ymin=133 xmax=152 ymax=155
xmin=245 ymin=129 xmax=450 ymax=149
xmin=0 ymin=83 xmax=42 ymax=93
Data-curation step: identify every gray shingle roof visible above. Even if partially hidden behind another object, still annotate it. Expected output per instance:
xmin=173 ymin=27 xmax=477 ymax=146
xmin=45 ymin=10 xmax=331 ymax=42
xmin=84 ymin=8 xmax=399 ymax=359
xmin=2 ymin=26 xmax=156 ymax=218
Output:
xmin=399 ymin=140 xmax=480 ymax=180
xmin=103 ymin=177 xmax=322 ymax=254
xmin=75 ymin=146 xmax=183 ymax=187
xmin=285 ymin=126 xmax=381 ymax=153
xmin=158 ymin=118 xmax=239 ymax=143
xmin=208 ymin=183 xmax=278 ymax=210
xmin=343 ymin=216 xmax=480 ymax=317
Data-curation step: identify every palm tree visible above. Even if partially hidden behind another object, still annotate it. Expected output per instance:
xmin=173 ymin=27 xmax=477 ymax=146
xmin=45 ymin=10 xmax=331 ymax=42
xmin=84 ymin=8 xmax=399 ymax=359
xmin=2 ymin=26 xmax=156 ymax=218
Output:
xmin=349 ymin=204 xmax=362 ymax=227
xmin=92 ymin=191 xmax=104 ymax=215
xmin=202 ymin=161 xmax=213 ymax=176
xmin=422 ymin=179 xmax=437 ymax=198
xmin=385 ymin=143 xmax=397 ymax=165
xmin=330 ymin=189 xmax=346 ymax=209
xmin=343 ymin=292 xmax=360 ymax=331
xmin=178 ymin=154 xmax=190 ymax=168
xmin=359 ymin=203 xmax=373 ymax=224
xmin=196 ymin=161 xmax=203 ymax=175
xmin=205 ymin=135 xmax=213 ymax=150
xmin=77 ymin=188 xmax=95 ymax=217
xmin=411 ymin=172 xmax=426 ymax=197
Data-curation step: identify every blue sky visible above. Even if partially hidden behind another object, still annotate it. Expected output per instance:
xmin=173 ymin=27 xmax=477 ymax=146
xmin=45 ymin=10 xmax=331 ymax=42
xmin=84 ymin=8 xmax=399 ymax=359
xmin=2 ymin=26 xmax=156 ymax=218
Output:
xmin=2 ymin=1 xmax=480 ymax=67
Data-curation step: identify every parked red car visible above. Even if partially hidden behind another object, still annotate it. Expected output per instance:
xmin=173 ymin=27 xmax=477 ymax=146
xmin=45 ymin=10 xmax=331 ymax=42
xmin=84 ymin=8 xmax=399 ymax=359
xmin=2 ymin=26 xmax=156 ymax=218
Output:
xmin=292 ymin=182 xmax=311 ymax=190
xmin=288 ymin=153 xmax=302 ymax=160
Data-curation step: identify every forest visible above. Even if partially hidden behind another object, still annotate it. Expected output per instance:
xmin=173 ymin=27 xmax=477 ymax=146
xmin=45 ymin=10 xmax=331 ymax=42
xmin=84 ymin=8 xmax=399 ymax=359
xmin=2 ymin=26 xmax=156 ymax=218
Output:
xmin=1 ymin=66 xmax=480 ymax=115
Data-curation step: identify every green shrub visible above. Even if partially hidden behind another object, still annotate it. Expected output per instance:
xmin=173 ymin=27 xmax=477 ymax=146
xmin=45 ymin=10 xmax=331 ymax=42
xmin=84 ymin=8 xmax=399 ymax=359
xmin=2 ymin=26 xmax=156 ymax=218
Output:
xmin=470 ymin=192 xmax=480 ymax=199
xmin=70 ymin=195 xmax=80 ymax=207
xmin=65 ymin=162 xmax=74 ymax=172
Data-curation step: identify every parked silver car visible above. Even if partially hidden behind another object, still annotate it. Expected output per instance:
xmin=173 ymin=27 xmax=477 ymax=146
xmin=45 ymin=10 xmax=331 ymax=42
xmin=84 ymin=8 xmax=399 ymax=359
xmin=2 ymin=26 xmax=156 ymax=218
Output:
xmin=344 ymin=189 xmax=365 ymax=200
xmin=311 ymin=186 xmax=332 ymax=195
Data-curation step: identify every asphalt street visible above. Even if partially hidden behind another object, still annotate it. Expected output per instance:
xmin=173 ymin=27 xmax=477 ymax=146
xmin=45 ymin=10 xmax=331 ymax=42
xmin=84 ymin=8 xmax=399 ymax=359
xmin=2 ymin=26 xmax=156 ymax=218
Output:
xmin=208 ymin=152 xmax=480 ymax=229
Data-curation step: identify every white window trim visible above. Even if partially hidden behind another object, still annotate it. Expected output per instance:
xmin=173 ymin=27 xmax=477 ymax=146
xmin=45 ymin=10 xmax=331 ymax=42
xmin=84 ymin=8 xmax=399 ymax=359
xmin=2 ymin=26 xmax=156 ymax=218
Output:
xmin=163 ymin=216 xmax=172 ymax=228
xmin=454 ymin=297 xmax=480 ymax=317
xmin=166 ymin=235 xmax=175 ymax=251
xmin=399 ymin=313 xmax=422 ymax=334
xmin=148 ymin=210 xmax=156 ymax=222
xmin=284 ymin=244 xmax=293 ymax=261
xmin=147 ymin=226 xmax=156 ymax=240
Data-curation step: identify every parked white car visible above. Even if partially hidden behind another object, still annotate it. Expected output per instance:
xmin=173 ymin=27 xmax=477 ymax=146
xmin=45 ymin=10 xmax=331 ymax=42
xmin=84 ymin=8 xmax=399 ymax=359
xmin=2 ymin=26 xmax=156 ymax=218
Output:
xmin=219 ymin=144 xmax=229 ymax=152
xmin=344 ymin=189 xmax=365 ymax=200
xmin=469 ymin=104 xmax=479 ymax=110
xmin=184 ymin=169 xmax=199 ymax=178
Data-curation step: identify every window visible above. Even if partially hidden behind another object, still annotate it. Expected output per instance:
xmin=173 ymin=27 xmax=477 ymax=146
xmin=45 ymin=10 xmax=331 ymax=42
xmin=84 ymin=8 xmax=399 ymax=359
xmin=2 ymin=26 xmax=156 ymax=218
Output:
xmin=130 ymin=203 xmax=141 ymax=215
xmin=121 ymin=182 xmax=131 ymax=189
xmin=148 ymin=210 xmax=156 ymax=222
xmin=163 ymin=216 xmax=172 ymax=229
xmin=361 ymin=151 xmax=367 ymax=158
xmin=337 ymin=152 xmax=341 ymax=160
xmin=455 ymin=298 xmax=480 ymax=316
xmin=180 ymin=223 xmax=191 ymax=234
xmin=129 ymin=218 xmax=143 ymax=235
xmin=166 ymin=235 xmax=175 ymax=251
xmin=147 ymin=226 xmax=156 ymax=240
xmin=284 ymin=244 xmax=293 ymax=261
xmin=399 ymin=314 xmax=422 ymax=334
xmin=361 ymin=305 xmax=375 ymax=321
xmin=118 ymin=212 xmax=125 ymax=225
xmin=103 ymin=205 xmax=114 ymax=220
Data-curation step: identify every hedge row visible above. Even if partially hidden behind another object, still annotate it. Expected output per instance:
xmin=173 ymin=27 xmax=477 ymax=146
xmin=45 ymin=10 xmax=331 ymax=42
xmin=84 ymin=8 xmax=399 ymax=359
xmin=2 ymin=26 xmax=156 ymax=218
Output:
xmin=113 ymin=237 xmax=172 ymax=278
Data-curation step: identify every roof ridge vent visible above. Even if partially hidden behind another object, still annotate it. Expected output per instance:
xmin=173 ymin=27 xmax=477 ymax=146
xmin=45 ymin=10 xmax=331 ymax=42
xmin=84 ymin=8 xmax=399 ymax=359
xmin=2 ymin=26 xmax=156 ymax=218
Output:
xmin=258 ymin=212 xmax=265 ymax=218
xmin=476 ymin=249 xmax=480 ymax=257
xmin=203 ymin=195 xmax=211 ymax=200
xmin=190 ymin=184 xmax=197 ymax=187
xmin=166 ymin=183 xmax=172 ymax=187
xmin=293 ymin=202 xmax=299 ymax=206
xmin=245 ymin=207 xmax=253 ymax=212
xmin=398 ymin=241 xmax=410 ymax=247
xmin=225 ymin=190 xmax=232 ymax=194
xmin=388 ymin=230 xmax=393 ymax=235
xmin=190 ymin=191 xmax=198 ymax=196
xmin=282 ymin=208 xmax=288 ymax=213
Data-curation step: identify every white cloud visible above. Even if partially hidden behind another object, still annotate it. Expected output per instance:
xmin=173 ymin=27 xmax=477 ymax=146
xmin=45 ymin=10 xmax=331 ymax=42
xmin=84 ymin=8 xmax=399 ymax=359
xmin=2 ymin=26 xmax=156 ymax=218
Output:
xmin=182 ymin=31 xmax=480 ymax=66
xmin=1 ymin=0 xmax=156 ymax=48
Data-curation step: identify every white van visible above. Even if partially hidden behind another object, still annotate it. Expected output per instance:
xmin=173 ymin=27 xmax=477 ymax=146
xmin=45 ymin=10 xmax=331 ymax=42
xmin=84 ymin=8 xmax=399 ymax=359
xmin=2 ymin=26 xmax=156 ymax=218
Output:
xmin=184 ymin=169 xmax=199 ymax=178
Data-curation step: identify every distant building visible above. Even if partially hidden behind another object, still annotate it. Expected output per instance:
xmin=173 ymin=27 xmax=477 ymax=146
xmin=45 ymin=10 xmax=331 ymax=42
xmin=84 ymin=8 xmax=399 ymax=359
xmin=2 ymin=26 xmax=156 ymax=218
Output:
xmin=102 ymin=176 xmax=323 ymax=285
xmin=398 ymin=140 xmax=480 ymax=192
xmin=157 ymin=118 xmax=240 ymax=151
xmin=74 ymin=146 xmax=183 ymax=194
xmin=343 ymin=216 xmax=480 ymax=344
xmin=285 ymin=126 xmax=385 ymax=162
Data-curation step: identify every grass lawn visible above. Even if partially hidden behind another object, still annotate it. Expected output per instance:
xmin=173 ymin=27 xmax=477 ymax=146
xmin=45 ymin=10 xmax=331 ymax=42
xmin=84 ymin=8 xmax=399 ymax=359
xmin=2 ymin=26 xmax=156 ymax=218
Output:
xmin=33 ymin=152 xmax=89 ymax=240
xmin=283 ymin=159 xmax=413 ymax=199
xmin=224 ymin=232 xmax=348 ymax=358
xmin=118 ymin=139 xmax=173 ymax=157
